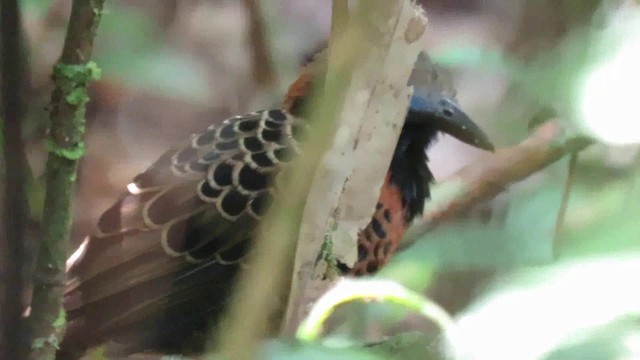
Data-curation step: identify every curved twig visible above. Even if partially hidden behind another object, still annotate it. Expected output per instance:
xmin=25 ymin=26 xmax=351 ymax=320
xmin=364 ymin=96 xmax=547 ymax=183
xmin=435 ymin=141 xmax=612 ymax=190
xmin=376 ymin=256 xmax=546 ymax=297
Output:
xmin=403 ymin=120 xmax=592 ymax=246
xmin=553 ymin=151 xmax=579 ymax=256
xmin=296 ymin=278 xmax=454 ymax=342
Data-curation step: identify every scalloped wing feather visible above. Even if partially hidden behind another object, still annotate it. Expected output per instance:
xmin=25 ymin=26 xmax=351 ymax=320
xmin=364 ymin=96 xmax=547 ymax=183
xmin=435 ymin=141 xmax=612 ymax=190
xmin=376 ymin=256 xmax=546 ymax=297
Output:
xmin=63 ymin=109 xmax=306 ymax=353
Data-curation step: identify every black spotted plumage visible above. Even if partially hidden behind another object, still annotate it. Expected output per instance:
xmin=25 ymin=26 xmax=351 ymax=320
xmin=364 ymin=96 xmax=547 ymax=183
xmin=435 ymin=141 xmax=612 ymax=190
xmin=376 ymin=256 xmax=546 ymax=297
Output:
xmin=249 ymin=191 xmax=272 ymax=218
xmin=188 ymin=159 xmax=210 ymax=173
xmin=61 ymin=109 xmax=305 ymax=357
xmin=243 ymin=136 xmax=264 ymax=152
xmin=250 ymin=151 xmax=276 ymax=168
xmin=237 ymin=164 xmax=268 ymax=191
xmin=215 ymin=139 xmax=239 ymax=152
xmin=194 ymin=129 xmax=217 ymax=147
xmin=201 ymin=150 xmax=220 ymax=163
xmin=237 ymin=119 xmax=260 ymax=132
xmin=217 ymin=123 xmax=237 ymax=140
xmin=211 ymin=162 xmax=234 ymax=187
xmin=198 ymin=181 xmax=222 ymax=200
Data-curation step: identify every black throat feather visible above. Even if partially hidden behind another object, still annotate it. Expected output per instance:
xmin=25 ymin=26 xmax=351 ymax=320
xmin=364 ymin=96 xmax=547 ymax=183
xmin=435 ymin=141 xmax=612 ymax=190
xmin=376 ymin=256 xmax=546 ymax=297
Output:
xmin=388 ymin=110 xmax=440 ymax=223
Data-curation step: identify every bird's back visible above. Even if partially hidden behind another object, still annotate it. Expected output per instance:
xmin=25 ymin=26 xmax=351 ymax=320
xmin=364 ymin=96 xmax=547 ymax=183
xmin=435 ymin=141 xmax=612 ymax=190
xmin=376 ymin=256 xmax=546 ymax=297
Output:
xmin=61 ymin=109 xmax=307 ymax=356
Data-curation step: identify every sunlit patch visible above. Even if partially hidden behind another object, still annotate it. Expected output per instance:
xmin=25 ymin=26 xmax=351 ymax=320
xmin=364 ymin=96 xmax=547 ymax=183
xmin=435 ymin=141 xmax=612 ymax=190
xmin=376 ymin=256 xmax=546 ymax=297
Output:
xmin=579 ymin=13 xmax=640 ymax=145
xmin=127 ymin=182 xmax=142 ymax=195
xmin=623 ymin=332 xmax=640 ymax=360
xmin=66 ymin=238 xmax=89 ymax=271
xmin=447 ymin=254 xmax=640 ymax=360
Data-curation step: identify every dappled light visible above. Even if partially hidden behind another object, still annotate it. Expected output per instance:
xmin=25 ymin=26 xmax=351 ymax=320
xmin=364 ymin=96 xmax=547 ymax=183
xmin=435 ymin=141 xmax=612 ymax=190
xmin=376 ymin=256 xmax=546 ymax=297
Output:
xmin=579 ymin=10 xmax=640 ymax=145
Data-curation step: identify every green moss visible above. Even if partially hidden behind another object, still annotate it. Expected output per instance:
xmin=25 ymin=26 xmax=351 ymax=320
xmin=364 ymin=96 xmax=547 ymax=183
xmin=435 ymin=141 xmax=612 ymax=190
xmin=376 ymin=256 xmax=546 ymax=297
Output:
xmin=46 ymin=138 xmax=86 ymax=161
xmin=53 ymin=309 xmax=66 ymax=329
xmin=64 ymin=87 xmax=89 ymax=106
xmin=31 ymin=336 xmax=46 ymax=349
xmin=47 ymin=61 xmax=100 ymax=160
xmin=31 ymin=334 xmax=59 ymax=350
xmin=53 ymin=63 xmax=99 ymax=113
xmin=53 ymin=62 xmax=100 ymax=106
xmin=317 ymin=219 xmax=337 ymax=263
xmin=317 ymin=220 xmax=341 ymax=277
xmin=30 ymin=308 xmax=66 ymax=351
xmin=54 ymin=62 xmax=101 ymax=84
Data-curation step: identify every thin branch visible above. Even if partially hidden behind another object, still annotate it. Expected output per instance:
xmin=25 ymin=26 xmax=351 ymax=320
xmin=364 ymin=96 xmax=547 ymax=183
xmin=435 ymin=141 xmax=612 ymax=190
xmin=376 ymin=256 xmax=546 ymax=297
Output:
xmin=553 ymin=151 xmax=578 ymax=256
xmin=28 ymin=1 xmax=105 ymax=359
xmin=403 ymin=120 xmax=592 ymax=246
xmin=1 ymin=0 xmax=30 ymax=357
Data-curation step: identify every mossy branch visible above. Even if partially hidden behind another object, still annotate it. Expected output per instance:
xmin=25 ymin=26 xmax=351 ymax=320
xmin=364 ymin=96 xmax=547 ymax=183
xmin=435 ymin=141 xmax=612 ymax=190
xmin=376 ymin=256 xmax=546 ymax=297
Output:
xmin=28 ymin=1 xmax=105 ymax=359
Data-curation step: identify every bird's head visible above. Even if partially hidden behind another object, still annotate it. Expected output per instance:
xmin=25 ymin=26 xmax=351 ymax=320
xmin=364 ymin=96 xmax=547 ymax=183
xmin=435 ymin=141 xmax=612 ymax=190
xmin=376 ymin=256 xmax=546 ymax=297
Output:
xmin=404 ymin=52 xmax=494 ymax=152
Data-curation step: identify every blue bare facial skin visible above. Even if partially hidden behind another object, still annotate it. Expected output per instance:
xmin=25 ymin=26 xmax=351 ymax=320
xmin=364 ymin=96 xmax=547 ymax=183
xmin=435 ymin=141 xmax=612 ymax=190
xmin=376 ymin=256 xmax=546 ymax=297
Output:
xmin=409 ymin=89 xmax=494 ymax=151
xmin=406 ymin=51 xmax=494 ymax=151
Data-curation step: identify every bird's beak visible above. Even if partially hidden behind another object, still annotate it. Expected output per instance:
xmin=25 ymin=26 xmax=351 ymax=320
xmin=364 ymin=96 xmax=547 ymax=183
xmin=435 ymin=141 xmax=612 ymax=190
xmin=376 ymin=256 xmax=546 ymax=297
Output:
xmin=409 ymin=92 xmax=495 ymax=151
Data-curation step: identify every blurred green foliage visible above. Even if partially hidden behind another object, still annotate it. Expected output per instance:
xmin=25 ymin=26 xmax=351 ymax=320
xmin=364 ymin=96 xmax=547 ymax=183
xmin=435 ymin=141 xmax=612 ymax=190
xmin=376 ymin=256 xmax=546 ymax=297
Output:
xmin=94 ymin=4 xmax=211 ymax=102
xmin=559 ymin=172 xmax=640 ymax=258
xmin=20 ymin=0 xmax=49 ymax=13
xmin=275 ymin=5 xmax=640 ymax=358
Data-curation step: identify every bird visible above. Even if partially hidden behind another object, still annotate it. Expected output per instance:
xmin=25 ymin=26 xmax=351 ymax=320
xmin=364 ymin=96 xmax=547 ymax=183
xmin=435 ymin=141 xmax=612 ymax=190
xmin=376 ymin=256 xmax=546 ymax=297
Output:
xmin=57 ymin=49 xmax=494 ymax=359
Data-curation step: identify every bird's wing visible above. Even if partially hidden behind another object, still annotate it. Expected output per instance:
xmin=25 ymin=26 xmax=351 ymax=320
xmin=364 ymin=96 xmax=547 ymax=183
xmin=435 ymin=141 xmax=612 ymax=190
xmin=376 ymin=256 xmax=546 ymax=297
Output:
xmin=63 ymin=109 xmax=307 ymax=352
